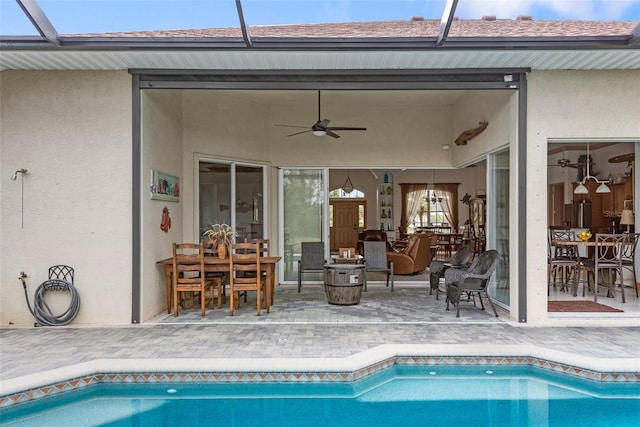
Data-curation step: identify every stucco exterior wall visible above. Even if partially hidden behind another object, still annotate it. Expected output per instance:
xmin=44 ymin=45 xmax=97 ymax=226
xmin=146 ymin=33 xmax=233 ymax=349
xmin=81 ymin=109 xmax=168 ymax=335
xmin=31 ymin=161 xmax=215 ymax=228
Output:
xmin=0 ymin=70 xmax=132 ymax=325
xmin=452 ymin=90 xmax=513 ymax=165
xmin=3 ymin=69 xmax=637 ymax=326
xmin=527 ymin=69 xmax=640 ymax=324
xmin=181 ymin=91 xmax=272 ymax=242
xmin=141 ymin=90 xmax=184 ymax=321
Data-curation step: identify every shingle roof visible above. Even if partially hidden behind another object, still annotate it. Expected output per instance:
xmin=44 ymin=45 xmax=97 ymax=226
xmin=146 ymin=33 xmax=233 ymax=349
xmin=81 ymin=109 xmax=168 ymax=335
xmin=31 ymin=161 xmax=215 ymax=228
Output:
xmin=71 ymin=19 xmax=638 ymax=39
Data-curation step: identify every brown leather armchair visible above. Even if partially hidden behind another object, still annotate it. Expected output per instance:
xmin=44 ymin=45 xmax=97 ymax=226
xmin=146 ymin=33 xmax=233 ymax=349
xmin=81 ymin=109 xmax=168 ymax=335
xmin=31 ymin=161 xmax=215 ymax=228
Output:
xmin=386 ymin=232 xmax=437 ymax=275
xmin=356 ymin=229 xmax=392 ymax=255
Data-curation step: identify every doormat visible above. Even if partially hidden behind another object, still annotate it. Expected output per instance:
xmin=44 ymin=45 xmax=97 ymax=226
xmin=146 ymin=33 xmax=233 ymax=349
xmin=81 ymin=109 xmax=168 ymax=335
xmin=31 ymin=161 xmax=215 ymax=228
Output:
xmin=548 ymin=300 xmax=623 ymax=313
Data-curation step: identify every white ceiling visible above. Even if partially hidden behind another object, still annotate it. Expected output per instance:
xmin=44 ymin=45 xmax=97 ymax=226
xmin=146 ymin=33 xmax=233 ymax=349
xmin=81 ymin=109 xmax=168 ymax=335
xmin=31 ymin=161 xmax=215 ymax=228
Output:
xmin=213 ymin=89 xmax=468 ymax=107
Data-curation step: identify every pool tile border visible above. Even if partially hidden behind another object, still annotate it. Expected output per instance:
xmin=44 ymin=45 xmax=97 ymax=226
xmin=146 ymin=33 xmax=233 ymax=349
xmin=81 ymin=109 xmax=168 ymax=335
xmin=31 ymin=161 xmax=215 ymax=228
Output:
xmin=2 ymin=353 xmax=639 ymax=408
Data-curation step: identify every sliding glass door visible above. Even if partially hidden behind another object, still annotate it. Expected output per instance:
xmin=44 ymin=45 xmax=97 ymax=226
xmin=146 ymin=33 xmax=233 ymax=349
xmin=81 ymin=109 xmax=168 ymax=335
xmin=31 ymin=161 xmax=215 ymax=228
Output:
xmin=487 ymin=149 xmax=510 ymax=308
xmin=280 ymin=168 xmax=327 ymax=282
xmin=198 ymin=159 xmax=266 ymax=242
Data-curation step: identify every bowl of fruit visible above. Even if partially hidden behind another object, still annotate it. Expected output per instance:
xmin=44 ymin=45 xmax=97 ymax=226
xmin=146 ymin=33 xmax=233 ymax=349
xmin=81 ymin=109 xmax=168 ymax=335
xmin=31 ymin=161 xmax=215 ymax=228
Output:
xmin=578 ymin=230 xmax=592 ymax=241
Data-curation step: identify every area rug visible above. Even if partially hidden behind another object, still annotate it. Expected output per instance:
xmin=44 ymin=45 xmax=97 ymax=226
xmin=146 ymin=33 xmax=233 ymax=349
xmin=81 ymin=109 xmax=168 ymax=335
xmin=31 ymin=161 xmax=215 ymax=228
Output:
xmin=548 ymin=300 xmax=623 ymax=313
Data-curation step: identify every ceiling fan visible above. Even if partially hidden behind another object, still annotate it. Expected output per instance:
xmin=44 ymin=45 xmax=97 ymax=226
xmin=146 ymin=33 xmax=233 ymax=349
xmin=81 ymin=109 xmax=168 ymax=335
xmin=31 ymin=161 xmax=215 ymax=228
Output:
xmin=276 ymin=91 xmax=366 ymax=138
xmin=548 ymin=146 xmax=580 ymax=169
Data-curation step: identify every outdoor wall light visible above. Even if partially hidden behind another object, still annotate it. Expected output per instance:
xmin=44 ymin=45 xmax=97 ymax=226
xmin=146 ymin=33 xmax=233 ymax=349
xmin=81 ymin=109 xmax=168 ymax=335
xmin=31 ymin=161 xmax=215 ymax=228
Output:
xmin=11 ymin=168 xmax=27 ymax=180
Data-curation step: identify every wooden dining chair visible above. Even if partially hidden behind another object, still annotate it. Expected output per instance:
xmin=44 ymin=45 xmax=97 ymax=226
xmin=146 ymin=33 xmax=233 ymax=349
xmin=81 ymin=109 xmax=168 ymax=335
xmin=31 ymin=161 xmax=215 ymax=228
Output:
xmin=245 ymin=238 xmax=274 ymax=306
xmin=229 ymin=242 xmax=267 ymax=316
xmin=202 ymin=243 xmax=226 ymax=308
xmin=172 ymin=242 xmax=216 ymax=317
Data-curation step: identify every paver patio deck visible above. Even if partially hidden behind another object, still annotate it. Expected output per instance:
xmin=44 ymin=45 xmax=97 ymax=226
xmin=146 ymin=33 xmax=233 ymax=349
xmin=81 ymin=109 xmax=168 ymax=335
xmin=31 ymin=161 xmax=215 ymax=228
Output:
xmin=2 ymin=284 xmax=640 ymax=394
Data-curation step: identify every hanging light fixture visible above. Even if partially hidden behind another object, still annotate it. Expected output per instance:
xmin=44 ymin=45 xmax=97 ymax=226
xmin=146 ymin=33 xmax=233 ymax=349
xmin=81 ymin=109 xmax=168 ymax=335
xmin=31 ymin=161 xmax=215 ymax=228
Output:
xmin=573 ymin=144 xmax=611 ymax=194
xmin=430 ymin=169 xmax=442 ymax=203
xmin=341 ymin=170 xmax=354 ymax=194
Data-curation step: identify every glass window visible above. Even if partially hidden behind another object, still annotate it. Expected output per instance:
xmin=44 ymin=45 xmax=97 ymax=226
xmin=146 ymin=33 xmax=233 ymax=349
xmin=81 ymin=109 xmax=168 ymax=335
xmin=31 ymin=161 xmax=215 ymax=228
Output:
xmin=235 ymin=165 xmax=264 ymax=242
xmin=329 ymin=188 xmax=365 ymax=199
xmin=199 ymin=161 xmax=231 ymax=236
xmin=410 ymin=190 xmax=446 ymax=230
xmin=198 ymin=159 xmax=265 ymax=242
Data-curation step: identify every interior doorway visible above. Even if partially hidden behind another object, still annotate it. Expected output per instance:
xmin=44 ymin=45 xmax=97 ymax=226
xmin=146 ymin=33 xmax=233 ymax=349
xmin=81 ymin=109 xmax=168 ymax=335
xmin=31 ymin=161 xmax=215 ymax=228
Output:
xmin=548 ymin=182 xmax=565 ymax=227
xmin=330 ymin=200 xmax=365 ymax=251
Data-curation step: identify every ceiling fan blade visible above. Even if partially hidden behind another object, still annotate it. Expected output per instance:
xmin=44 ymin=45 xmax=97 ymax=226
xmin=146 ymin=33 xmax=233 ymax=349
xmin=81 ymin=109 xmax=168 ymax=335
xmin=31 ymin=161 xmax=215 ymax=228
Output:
xmin=326 ymin=130 xmax=340 ymax=138
xmin=316 ymin=119 xmax=330 ymax=128
xmin=276 ymin=124 xmax=310 ymax=129
xmin=609 ymin=153 xmax=634 ymax=163
xmin=287 ymin=129 xmax=313 ymax=137
xmin=326 ymin=126 xmax=367 ymax=131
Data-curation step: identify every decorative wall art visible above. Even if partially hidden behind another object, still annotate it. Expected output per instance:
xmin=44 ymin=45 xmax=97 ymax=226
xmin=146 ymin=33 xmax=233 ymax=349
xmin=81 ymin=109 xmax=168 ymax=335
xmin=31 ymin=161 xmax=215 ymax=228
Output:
xmin=150 ymin=170 xmax=180 ymax=202
xmin=160 ymin=207 xmax=171 ymax=233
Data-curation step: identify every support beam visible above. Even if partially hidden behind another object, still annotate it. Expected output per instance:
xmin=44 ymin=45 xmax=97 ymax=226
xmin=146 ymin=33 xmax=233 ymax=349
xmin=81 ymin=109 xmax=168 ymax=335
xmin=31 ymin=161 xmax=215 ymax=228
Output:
xmin=631 ymin=22 xmax=640 ymax=45
xmin=436 ymin=0 xmax=458 ymax=47
xmin=131 ymin=74 xmax=141 ymax=324
xmin=16 ymin=0 xmax=60 ymax=46
xmin=235 ymin=0 xmax=253 ymax=47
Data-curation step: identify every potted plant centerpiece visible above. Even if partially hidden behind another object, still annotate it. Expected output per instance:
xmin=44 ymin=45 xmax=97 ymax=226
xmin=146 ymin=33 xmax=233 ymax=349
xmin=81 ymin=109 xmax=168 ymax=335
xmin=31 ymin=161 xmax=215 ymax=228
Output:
xmin=203 ymin=223 xmax=236 ymax=259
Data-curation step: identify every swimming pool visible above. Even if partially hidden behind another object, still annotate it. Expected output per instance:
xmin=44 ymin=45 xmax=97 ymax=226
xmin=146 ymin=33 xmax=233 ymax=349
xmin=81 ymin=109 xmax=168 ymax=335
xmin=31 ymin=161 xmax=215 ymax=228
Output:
xmin=2 ymin=364 xmax=639 ymax=426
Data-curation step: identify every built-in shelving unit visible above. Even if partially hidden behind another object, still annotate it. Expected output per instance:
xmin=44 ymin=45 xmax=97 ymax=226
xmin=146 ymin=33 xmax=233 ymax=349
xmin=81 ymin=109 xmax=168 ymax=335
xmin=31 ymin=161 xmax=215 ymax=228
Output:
xmin=379 ymin=171 xmax=394 ymax=239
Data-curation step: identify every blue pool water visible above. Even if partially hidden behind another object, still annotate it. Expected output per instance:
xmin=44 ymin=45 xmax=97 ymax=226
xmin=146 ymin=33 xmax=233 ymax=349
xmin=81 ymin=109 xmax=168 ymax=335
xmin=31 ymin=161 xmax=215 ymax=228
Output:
xmin=2 ymin=365 xmax=639 ymax=426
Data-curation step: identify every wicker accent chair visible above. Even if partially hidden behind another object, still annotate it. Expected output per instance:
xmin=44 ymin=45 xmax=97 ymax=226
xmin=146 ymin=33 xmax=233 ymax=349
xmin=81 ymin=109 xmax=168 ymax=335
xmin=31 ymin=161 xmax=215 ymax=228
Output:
xmin=444 ymin=249 xmax=500 ymax=317
xmin=430 ymin=244 xmax=474 ymax=299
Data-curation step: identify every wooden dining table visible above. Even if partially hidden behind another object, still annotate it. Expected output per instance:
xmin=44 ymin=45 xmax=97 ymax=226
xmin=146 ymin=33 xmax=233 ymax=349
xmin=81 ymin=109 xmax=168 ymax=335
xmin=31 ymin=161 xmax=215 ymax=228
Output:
xmin=156 ymin=255 xmax=281 ymax=314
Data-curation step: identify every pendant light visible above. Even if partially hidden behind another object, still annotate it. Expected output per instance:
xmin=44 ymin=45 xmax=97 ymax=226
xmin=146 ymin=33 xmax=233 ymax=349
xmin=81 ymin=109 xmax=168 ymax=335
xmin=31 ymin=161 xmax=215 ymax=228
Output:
xmin=430 ymin=169 xmax=442 ymax=203
xmin=342 ymin=170 xmax=354 ymax=194
xmin=573 ymin=144 xmax=611 ymax=194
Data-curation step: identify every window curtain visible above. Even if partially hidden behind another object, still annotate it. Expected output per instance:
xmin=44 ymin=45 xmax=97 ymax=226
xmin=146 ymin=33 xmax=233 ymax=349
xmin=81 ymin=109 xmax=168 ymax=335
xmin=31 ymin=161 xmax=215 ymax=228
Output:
xmin=434 ymin=183 xmax=459 ymax=229
xmin=400 ymin=183 xmax=429 ymax=231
